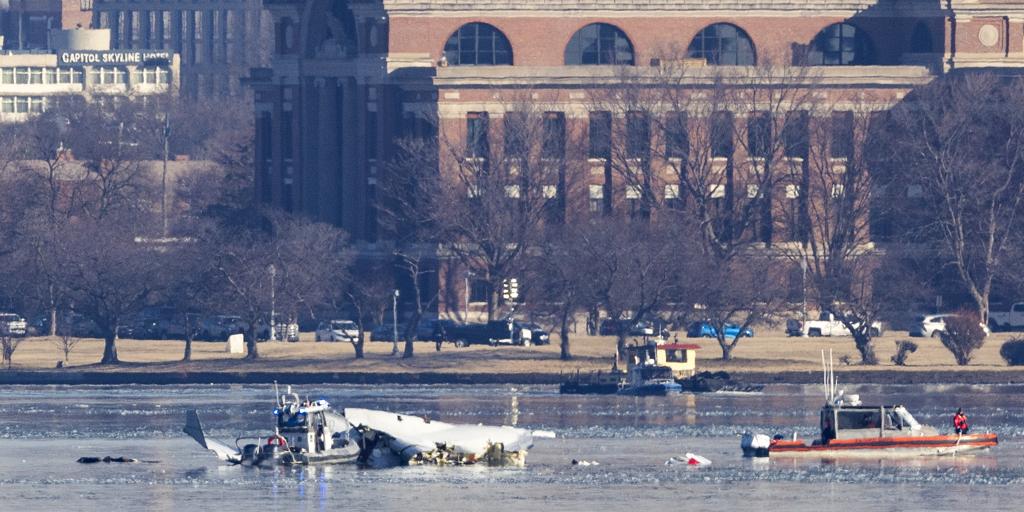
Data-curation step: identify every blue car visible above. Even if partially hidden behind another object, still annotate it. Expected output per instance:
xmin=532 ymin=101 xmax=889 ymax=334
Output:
xmin=686 ymin=321 xmax=754 ymax=339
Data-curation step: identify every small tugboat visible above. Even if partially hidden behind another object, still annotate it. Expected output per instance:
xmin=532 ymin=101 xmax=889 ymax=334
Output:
xmin=560 ymin=341 xmax=700 ymax=395
xmin=184 ymin=385 xmax=548 ymax=468
xmin=741 ymin=351 xmax=998 ymax=458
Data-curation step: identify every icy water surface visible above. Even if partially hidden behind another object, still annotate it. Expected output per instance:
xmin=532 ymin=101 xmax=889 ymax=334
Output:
xmin=1 ymin=383 xmax=1023 ymax=511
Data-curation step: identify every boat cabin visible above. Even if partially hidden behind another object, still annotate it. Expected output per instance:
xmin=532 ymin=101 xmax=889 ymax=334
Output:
xmin=819 ymin=404 xmax=933 ymax=442
xmin=274 ymin=399 xmax=336 ymax=454
xmin=625 ymin=342 xmax=701 ymax=378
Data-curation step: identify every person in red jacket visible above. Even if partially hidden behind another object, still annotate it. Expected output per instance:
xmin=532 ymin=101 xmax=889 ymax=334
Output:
xmin=953 ymin=408 xmax=970 ymax=435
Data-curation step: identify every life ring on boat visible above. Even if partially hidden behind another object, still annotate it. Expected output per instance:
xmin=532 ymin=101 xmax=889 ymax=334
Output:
xmin=267 ymin=435 xmax=286 ymax=446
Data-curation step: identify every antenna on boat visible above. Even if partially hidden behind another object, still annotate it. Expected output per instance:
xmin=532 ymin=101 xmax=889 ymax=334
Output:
xmin=822 ymin=349 xmax=838 ymax=403
xmin=274 ymin=381 xmax=281 ymax=407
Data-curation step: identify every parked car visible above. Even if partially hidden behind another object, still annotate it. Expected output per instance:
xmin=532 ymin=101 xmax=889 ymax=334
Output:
xmin=315 ymin=320 xmax=360 ymax=342
xmin=686 ymin=321 xmax=753 ymax=339
xmin=910 ymin=314 xmax=990 ymax=338
xmin=198 ymin=315 xmax=247 ymax=341
xmin=598 ymin=319 xmax=656 ymax=337
xmin=415 ymin=319 xmax=458 ymax=342
xmin=447 ymin=320 xmax=542 ymax=347
xmin=787 ymin=312 xmax=883 ymax=337
xmin=0 ymin=312 xmax=27 ymax=337
xmin=989 ymin=302 xmax=1024 ymax=331
xmin=370 ymin=323 xmax=406 ymax=342
xmin=517 ymin=322 xmax=551 ymax=345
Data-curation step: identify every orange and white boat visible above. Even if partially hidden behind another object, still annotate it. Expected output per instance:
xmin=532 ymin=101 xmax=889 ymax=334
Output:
xmin=741 ymin=351 xmax=998 ymax=459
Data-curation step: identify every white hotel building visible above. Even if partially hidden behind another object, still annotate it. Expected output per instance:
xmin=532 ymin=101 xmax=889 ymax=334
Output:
xmin=0 ymin=27 xmax=179 ymax=122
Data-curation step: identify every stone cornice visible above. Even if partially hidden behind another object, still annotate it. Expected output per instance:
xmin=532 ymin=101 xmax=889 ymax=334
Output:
xmin=430 ymin=65 xmax=936 ymax=89
xmin=382 ymin=0 xmax=946 ymax=16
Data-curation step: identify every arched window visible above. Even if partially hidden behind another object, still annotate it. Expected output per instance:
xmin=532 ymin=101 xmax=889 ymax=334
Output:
xmin=806 ymin=23 xmax=874 ymax=65
xmin=564 ymin=23 xmax=634 ymax=65
xmin=443 ymin=23 xmax=513 ymax=65
xmin=909 ymin=22 xmax=933 ymax=53
xmin=687 ymin=23 xmax=756 ymax=65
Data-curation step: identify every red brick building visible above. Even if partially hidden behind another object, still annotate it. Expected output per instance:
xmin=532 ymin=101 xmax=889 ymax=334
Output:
xmin=248 ymin=0 xmax=1024 ymax=317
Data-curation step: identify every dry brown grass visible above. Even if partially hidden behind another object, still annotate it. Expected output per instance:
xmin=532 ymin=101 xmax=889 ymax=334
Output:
xmin=3 ymin=328 xmax=1021 ymax=375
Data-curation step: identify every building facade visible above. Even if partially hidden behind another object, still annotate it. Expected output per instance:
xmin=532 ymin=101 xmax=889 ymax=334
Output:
xmin=89 ymin=0 xmax=270 ymax=97
xmin=248 ymin=0 xmax=1024 ymax=316
xmin=1 ymin=0 xmax=93 ymax=50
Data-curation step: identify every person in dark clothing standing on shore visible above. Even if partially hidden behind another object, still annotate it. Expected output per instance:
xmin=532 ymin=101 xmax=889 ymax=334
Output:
xmin=953 ymin=408 xmax=970 ymax=435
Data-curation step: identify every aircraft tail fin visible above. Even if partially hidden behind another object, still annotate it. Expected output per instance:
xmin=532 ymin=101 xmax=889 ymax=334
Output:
xmin=184 ymin=409 xmax=241 ymax=463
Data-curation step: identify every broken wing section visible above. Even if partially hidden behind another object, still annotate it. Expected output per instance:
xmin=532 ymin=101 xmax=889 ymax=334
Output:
xmin=343 ymin=408 xmax=535 ymax=466
xmin=183 ymin=409 xmax=242 ymax=464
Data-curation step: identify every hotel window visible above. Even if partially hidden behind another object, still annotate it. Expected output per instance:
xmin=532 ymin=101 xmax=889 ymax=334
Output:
xmin=711 ymin=111 xmax=734 ymax=158
xmin=588 ymin=111 xmax=612 ymax=159
xmin=688 ymin=23 xmax=756 ymax=65
xmin=443 ymin=23 xmax=513 ymax=65
xmin=90 ymin=67 xmax=127 ymax=84
xmin=466 ymin=112 xmax=490 ymax=159
xmin=503 ymin=111 xmax=528 ymax=157
xmin=565 ymin=23 xmax=635 ymax=65
xmin=783 ymin=111 xmax=809 ymax=158
xmin=14 ymin=68 xmax=30 ymax=84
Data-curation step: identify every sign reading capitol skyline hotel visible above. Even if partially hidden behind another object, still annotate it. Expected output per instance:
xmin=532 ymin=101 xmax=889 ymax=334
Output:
xmin=58 ymin=50 xmax=173 ymax=67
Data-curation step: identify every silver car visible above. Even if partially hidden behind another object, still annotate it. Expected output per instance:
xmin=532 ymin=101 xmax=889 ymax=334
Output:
xmin=315 ymin=320 xmax=359 ymax=342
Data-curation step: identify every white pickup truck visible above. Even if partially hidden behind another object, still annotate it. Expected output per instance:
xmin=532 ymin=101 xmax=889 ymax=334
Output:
xmin=786 ymin=312 xmax=884 ymax=337
xmin=989 ymin=302 xmax=1024 ymax=331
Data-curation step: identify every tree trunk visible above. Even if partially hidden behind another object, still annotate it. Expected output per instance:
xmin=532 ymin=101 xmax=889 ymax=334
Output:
xmin=353 ymin=331 xmax=365 ymax=359
xmin=48 ymin=302 xmax=57 ymax=337
xmin=719 ymin=337 xmax=734 ymax=361
xmin=245 ymin=326 xmax=259 ymax=360
xmin=403 ymin=335 xmax=414 ymax=358
xmin=559 ymin=314 xmax=572 ymax=361
xmin=853 ymin=332 xmax=878 ymax=365
xmin=100 ymin=332 xmax=119 ymax=364
xmin=182 ymin=315 xmax=193 ymax=361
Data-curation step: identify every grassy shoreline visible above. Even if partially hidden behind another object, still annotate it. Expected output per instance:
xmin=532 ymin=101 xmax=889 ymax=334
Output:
xmin=4 ymin=329 xmax=1024 ymax=385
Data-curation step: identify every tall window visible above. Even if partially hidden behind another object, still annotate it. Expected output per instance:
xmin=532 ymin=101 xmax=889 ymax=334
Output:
xmin=503 ymin=111 xmax=528 ymax=158
xmin=711 ymin=111 xmax=734 ymax=158
xmin=626 ymin=111 xmax=650 ymax=159
xmin=831 ymin=111 xmax=854 ymax=159
xmin=783 ymin=111 xmax=809 ymax=158
xmin=542 ymin=112 xmax=566 ymax=160
xmin=665 ymin=112 xmax=689 ymax=160
xmin=806 ymin=23 xmax=874 ymax=65
xmin=565 ymin=23 xmax=634 ymax=65
xmin=687 ymin=23 xmax=756 ymax=65
xmin=443 ymin=23 xmax=513 ymax=65
xmin=588 ymin=111 xmax=612 ymax=158
xmin=466 ymin=112 xmax=489 ymax=158
xmin=747 ymin=112 xmax=772 ymax=159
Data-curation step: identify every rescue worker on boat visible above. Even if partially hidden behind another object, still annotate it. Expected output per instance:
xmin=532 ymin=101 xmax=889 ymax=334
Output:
xmin=953 ymin=408 xmax=970 ymax=435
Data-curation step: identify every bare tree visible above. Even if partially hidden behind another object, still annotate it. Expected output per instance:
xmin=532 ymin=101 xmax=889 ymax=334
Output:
xmin=208 ymin=210 xmax=351 ymax=359
xmin=342 ymin=260 xmax=393 ymax=358
xmin=56 ymin=213 xmax=167 ymax=364
xmin=884 ymin=74 xmax=1024 ymax=324
xmin=53 ymin=329 xmax=83 ymax=366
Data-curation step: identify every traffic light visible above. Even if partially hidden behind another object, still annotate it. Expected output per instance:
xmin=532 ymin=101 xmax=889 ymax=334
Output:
xmin=501 ymin=278 xmax=520 ymax=302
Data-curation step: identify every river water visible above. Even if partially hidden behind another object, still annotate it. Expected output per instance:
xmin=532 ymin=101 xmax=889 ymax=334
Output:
xmin=1 ymin=383 xmax=1022 ymax=511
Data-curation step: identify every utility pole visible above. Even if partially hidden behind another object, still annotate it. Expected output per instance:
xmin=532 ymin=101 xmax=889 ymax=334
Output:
xmin=162 ymin=113 xmax=170 ymax=237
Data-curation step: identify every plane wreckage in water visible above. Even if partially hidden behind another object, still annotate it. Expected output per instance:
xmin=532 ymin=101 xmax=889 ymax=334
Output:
xmin=183 ymin=386 xmax=553 ymax=468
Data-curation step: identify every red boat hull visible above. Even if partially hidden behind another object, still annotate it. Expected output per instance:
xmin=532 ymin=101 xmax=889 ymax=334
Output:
xmin=770 ymin=433 xmax=998 ymax=458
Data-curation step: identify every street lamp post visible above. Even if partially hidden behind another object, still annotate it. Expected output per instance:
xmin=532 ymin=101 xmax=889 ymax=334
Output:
xmin=392 ymin=289 xmax=400 ymax=355
xmin=269 ymin=264 xmax=276 ymax=342
xmin=800 ymin=256 xmax=808 ymax=337
xmin=161 ymin=113 xmax=170 ymax=237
